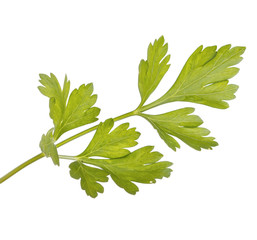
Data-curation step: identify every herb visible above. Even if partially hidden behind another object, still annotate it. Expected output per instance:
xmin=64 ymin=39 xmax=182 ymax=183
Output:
xmin=0 ymin=36 xmax=245 ymax=198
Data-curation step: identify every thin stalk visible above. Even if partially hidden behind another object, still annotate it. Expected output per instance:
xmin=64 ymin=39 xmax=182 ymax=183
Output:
xmin=139 ymin=100 xmax=163 ymax=112
xmin=0 ymin=153 xmax=44 ymax=184
xmin=56 ymin=110 xmax=136 ymax=148
xmin=0 ymin=109 xmax=137 ymax=184
xmin=59 ymin=155 xmax=76 ymax=161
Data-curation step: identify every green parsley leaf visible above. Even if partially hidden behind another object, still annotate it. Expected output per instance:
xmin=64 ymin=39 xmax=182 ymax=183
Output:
xmin=151 ymin=45 xmax=245 ymax=109
xmin=69 ymin=161 xmax=108 ymax=198
xmin=54 ymin=83 xmax=100 ymax=140
xmin=80 ymin=146 xmax=172 ymax=195
xmin=39 ymin=129 xmax=59 ymax=165
xmin=78 ymin=118 xmax=140 ymax=158
xmin=71 ymin=120 xmax=172 ymax=197
xmin=140 ymin=107 xmax=218 ymax=151
xmin=38 ymin=73 xmax=70 ymax=128
xmin=138 ymin=36 xmax=170 ymax=106
xmin=0 ymin=36 xmax=246 ymax=198
xmin=38 ymin=73 xmax=100 ymax=140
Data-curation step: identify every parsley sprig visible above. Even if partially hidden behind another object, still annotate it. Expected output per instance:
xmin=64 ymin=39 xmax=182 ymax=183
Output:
xmin=0 ymin=36 xmax=245 ymax=198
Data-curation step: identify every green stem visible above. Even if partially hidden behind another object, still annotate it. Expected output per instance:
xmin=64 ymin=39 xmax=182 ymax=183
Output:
xmin=56 ymin=109 xmax=136 ymax=148
xmin=139 ymin=100 xmax=163 ymax=112
xmin=59 ymin=155 xmax=76 ymax=161
xmin=0 ymin=110 xmax=137 ymax=184
xmin=0 ymin=153 xmax=44 ymax=184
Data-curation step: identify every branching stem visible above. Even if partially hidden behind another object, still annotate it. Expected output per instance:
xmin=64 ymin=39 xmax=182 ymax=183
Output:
xmin=0 ymin=109 xmax=138 ymax=184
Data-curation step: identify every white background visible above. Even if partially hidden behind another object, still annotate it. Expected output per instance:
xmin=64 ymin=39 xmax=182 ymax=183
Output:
xmin=0 ymin=1 xmax=256 ymax=239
